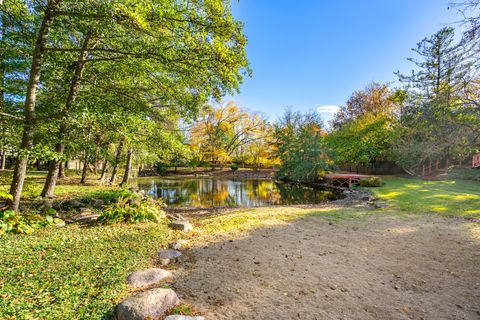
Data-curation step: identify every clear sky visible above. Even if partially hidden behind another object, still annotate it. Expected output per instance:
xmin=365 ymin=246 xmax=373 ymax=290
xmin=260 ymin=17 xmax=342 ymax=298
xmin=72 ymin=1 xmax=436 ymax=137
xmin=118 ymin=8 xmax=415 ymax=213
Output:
xmin=225 ymin=0 xmax=464 ymax=122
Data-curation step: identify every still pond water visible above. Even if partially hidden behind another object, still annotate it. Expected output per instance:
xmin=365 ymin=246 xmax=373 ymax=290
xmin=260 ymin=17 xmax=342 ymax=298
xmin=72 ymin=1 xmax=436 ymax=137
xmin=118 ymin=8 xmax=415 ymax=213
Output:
xmin=135 ymin=177 xmax=340 ymax=207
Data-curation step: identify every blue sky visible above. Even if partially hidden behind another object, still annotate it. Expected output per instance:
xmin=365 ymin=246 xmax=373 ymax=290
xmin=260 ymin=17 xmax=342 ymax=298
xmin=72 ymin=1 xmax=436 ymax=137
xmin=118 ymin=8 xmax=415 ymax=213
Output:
xmin=225 ymin=0 xmax=464 ymax=122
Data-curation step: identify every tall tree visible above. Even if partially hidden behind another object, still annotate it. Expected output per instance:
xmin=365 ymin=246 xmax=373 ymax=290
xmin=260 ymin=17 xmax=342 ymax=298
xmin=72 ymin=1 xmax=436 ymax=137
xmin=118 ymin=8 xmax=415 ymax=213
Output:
xmin=394 ymin=27 xmax=478 ymax=172
xmin=331 ymin=82 xmax=399 ymax=129
xmin=190 ymin=102 xmax=267 ymax=169
xmin=274 ymin=110 xmax=335 ymax=182
xmin=8 ymin=0 xmax=60 ymax=211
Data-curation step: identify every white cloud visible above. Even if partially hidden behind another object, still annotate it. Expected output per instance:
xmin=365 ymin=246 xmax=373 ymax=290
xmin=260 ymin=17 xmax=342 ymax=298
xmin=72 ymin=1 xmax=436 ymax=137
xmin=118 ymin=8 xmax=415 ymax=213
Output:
xmin=317 ymin=105 xmax=339 ymax=114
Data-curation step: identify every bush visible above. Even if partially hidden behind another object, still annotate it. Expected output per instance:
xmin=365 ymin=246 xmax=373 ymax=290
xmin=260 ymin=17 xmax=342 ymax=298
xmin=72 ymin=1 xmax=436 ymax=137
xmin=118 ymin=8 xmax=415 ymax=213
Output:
xmin=81 ymin=189 xmax=138 ymax=205
xmin=0 ymin=209 xmax=63 ymax=235
xmin=155 ymin=163 xmax=168 ymax=175
xmin=230 ymin=163 xmax=239 ymax=172
xmin=98 ymin=198 xmax=165 ymax=224
xmin=359 ymin=176 xmax=384 ymax=187
xmin=0 ymin=192 xmax=12 ymax=211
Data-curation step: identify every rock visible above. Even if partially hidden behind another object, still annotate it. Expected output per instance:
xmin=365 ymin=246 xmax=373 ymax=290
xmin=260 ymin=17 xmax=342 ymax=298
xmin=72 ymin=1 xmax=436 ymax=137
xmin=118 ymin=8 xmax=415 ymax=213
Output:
xmin=72 ymin=208 xmax=99 ymax=222
xmin=169 ymin=240 xmax=188 ymax=250
xmin=158 ymin=249 xmax=182 ymax=266
xmin=116 ymin=288 xmax=179 ymax=320
xmin=372 ymin=201 xmax=388 ymax=209
xmin=76 ymin=207 xmax=93 ymax=216
xmin=127 ymin=268 xmax=172 ymax=288
xmin=40 ymin=199 xmax=54 ymax=210
xmin=165 ymin=316 xmax=205 ymax=320
xmin=55 ymin=220 xmax=66 ymax=227
xmin=63 ymin=199 xmax=83 ymax=208
xmin=89 ymin=199 xmax=105 ymax=208
xmin=168 ymin=220 xmax=194 ymax=232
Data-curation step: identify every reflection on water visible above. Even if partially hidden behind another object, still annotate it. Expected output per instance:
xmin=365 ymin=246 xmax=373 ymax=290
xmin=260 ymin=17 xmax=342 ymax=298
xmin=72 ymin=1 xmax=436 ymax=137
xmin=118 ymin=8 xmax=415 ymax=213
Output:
xmin=135 ymin=177 xmax=340 ymax=207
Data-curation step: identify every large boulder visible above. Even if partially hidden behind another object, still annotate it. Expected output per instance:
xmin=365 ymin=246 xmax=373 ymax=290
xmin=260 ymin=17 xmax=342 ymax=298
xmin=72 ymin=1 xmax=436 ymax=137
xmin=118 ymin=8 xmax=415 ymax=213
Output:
xmin=165 ymin=316 xmax=205 ymax=320
xmin=126 ymin=268 xmax=172 ymax=288
xmin=116 ymin=288 xmax=179 ymax=320
xmin=168 ymin=220 xmax=194 ymax=232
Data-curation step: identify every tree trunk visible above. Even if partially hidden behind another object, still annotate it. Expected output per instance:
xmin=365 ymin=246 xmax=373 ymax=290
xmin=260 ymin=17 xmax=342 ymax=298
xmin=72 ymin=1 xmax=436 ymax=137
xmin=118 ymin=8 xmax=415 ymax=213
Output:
xmin=109 ymin=139 xmax=124 ymax=185
xmin=57 ymin=161 xmax=63 ymax=178
xmin=41 ymin=32 xmax=93 ymax=198
xmin=120 ymin=148 xmax=133 ymax=187
xmin=9 ymin=3 xmax=58 ymax=211
xmin=99 ymin=158 xmax=108 ymax=181
xmin=80 ymin=151 xmax=89 ymax=184
xmin=0 ymin=149 xmax=5 ymax=170
xmin=58 ymin=160 xmax=67 ymax=178
xmin=0 ymin=14 xmax=5 ymax=172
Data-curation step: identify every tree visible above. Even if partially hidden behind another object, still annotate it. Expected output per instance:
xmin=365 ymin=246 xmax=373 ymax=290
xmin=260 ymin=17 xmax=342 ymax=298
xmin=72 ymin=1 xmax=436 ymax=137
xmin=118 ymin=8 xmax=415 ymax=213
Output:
xmin=327 ymin=114 xmax=397 ymax=170
xmin=7 ymin=0 xmax=60 ymax=211
xmin=3 ymin=0 xmax=250 ymax=208
xmin=190 ymin=102 xmax=267 ymax=169
xmin=393 ymin=27 xmax=479 ymax=172
xmin=331 ymin=82 xmax=399 ymax=129
xmin=274 ymin=110 xmax=335 ymax=182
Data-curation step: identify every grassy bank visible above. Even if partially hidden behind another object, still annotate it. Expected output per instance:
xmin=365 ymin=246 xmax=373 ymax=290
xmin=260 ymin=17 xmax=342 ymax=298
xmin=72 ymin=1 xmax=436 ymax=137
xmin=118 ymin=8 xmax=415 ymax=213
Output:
xmin=370 ymin=177 xmax=480 ymax=218
xmin=0 ymin=175 xmax=479 ymax=319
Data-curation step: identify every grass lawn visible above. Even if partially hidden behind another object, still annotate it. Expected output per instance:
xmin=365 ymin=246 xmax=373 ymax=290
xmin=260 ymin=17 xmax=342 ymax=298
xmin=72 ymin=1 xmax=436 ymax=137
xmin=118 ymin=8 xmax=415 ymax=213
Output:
xmin=0 ymin=175 xmax=478 ymax=319
xmin=0 ymin=170 xmax=116 ymax=201
xmin=370 ymin=177 xmax=480 ymax=218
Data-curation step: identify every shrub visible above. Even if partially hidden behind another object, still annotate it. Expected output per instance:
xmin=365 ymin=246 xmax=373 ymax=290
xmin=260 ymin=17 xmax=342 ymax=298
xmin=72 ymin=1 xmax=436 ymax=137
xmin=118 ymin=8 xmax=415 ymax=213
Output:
xmin=0 ymin=192 xmax=12 ymax=211
xmin=155 ymin=163 xmax=168 ymax=175
xmin=230 ymin=163 xmax=239 ymax=172
xmin=0 ymin=209 xmax=64 ymax=235
xmin=98 ymin=198 xmax=165 ymax=224
xmin=359 ymin=176 xmax=384 ymax=187
xmin=81 ymin=189 xmax=138 ymax=205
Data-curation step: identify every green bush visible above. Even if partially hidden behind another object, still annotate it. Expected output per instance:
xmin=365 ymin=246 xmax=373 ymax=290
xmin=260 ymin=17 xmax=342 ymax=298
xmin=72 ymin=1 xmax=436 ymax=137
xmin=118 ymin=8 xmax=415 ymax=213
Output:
xmin=0 ymin=192 xmax=12 ymax=211
xmin=230 ymin=163 xmax=239 ymax=172
xmin=98 ymin=198 xmax=165 ymax=224
xmin=359 ymin=176 xmax=384 ymax=187
xmin=81 ymin=189 xmax=138 ymax=205
xmin=155 ymin=163 xmax=168 ymax=175
xmin=0 ymin=209 xmax=64 ymax=235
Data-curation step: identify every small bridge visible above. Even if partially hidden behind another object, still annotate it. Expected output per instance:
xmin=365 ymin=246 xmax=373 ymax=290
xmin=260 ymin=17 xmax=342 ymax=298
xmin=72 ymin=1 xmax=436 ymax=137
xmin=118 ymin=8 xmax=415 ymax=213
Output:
xmin=326 ymin=173 xmax=370 ymax=188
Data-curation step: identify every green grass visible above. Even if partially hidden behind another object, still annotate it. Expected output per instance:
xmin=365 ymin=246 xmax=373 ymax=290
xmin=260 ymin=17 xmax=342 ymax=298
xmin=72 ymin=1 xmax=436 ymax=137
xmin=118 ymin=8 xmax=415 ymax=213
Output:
xmin=0 ymin=174 xmax=479 ymax=319
xmin=368 ymin=177 xmax=480 ymax=218
xmin=0 ymin=170 xmax=117 ymax=200
xmin=0 ymin=223 xmax=176 ymax=319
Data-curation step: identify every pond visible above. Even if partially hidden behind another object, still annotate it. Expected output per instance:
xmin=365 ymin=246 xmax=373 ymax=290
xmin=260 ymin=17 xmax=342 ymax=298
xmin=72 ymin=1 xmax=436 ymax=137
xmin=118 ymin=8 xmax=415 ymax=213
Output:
xmin=135 ymin=176 xmax=341 ymax=207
